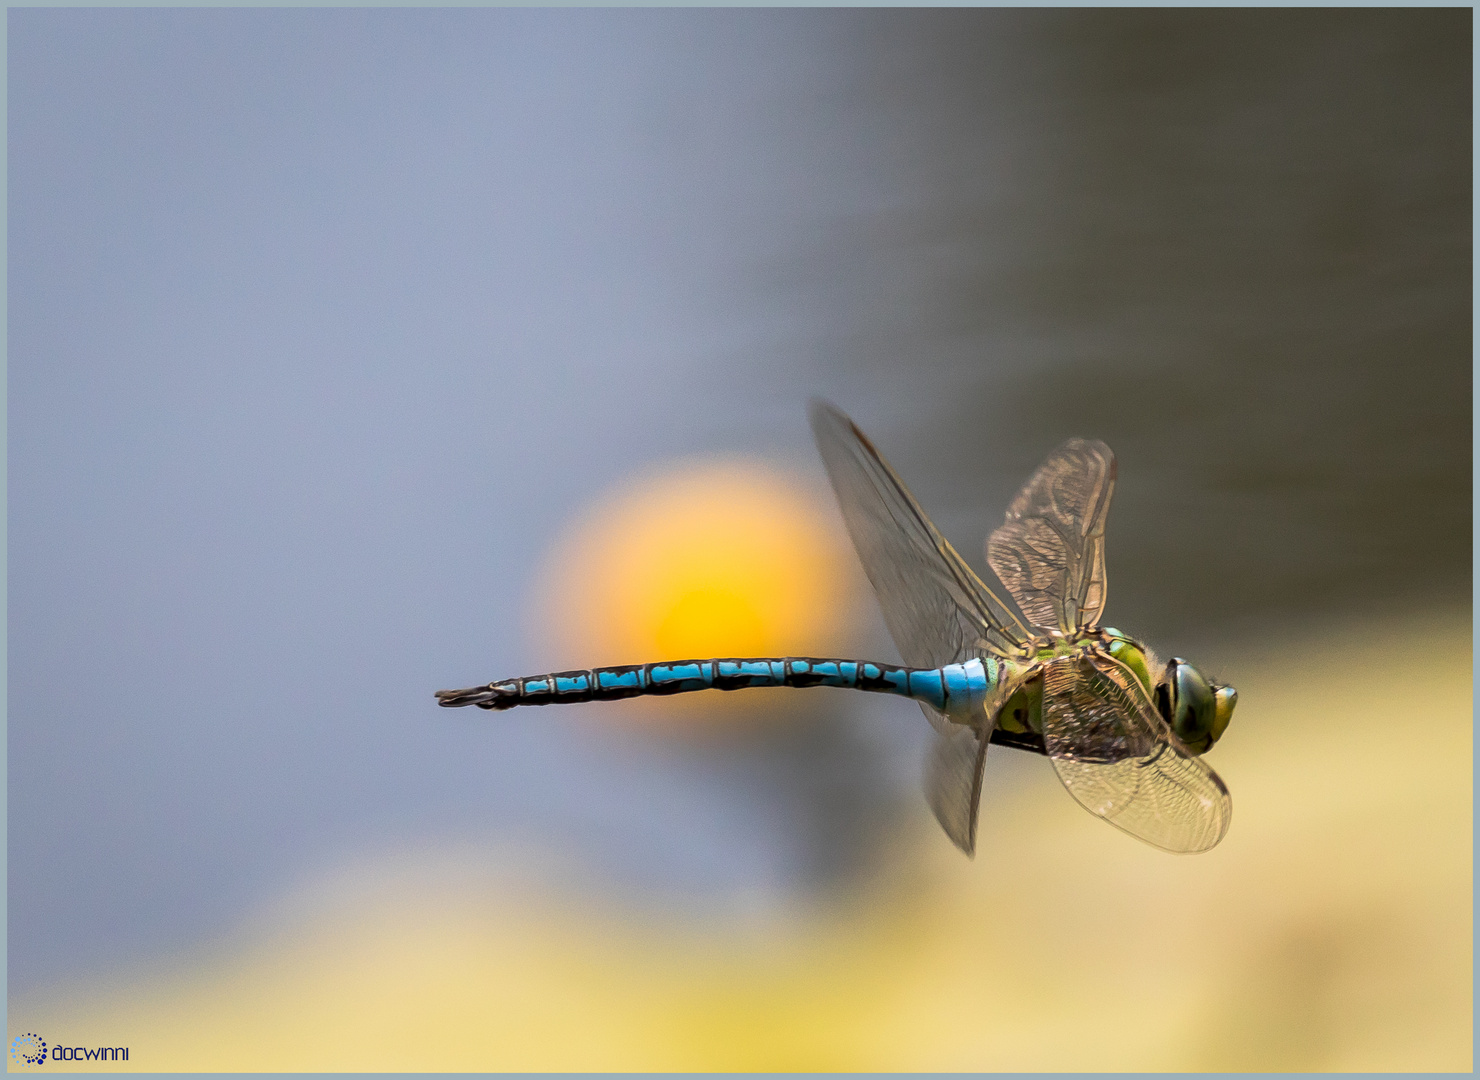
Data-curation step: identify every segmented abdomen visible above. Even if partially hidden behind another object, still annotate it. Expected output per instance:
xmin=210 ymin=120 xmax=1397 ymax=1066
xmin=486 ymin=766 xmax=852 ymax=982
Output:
xmin=435 ymin=656 xmax=997 ymax=716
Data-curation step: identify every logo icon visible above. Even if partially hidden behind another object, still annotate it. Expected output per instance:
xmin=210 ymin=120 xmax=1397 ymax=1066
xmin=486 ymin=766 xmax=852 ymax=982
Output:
xmin=11 ymin=1033 xmax=47 ymax=1066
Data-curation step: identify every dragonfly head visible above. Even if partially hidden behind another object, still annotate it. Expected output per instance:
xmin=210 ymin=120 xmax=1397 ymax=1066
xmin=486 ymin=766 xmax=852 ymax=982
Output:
xmin=1154 ymin=658 xmax=1236 ymax=755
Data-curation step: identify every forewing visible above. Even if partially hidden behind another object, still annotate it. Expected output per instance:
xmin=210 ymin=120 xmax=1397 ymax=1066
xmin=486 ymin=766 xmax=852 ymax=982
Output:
xmin=1040 ymin=651 xmax=1231 ymax=853
xmin=986 ymin=439 xmax=1115 ymax=635
xmin=924 ymin=724 xmax=991 ymax=855
xmin=810 ymin=401 xmax=1028 ymax=736
xmin=810 ymin=401 xmax=1027 ymax=676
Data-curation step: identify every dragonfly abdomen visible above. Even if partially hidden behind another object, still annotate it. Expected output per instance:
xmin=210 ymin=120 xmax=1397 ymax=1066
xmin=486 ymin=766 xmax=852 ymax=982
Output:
xmin=435 ymin=656 xmax=998 ymax=716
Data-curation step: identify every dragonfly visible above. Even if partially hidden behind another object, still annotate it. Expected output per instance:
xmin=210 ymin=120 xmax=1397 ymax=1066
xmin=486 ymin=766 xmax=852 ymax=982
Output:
xmin=437 ymin=401 xmax=1236 ymax=855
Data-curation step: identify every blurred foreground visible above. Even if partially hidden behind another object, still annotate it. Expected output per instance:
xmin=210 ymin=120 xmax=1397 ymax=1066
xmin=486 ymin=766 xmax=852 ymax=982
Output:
xmin=13 ymin=606 xmax=1470 ymax=1071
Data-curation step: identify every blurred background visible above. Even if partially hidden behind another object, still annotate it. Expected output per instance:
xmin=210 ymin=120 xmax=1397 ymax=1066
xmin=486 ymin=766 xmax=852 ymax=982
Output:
xmin=8 ymin=9 xmax=1470 ymax=1070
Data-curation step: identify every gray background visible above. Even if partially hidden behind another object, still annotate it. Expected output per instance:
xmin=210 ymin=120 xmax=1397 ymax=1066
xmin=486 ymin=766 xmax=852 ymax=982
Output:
xmin=10 ymin=9 xmax=1469 ymax=995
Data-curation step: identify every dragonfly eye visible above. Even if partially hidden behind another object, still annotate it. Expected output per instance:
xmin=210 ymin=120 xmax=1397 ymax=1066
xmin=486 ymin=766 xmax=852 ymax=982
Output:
xmin=1159 ymin=658 xmax=1218 ymax=754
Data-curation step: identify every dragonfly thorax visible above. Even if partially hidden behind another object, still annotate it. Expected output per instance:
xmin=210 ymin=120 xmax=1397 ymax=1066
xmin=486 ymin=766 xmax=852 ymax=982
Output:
xmin=988 ymin=627 xmax=1235 ymax=759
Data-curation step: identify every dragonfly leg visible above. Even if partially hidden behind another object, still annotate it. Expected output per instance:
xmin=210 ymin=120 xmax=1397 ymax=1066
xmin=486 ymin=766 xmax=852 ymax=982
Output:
xmin=987 ymin=728 xmax=1046 ymax=755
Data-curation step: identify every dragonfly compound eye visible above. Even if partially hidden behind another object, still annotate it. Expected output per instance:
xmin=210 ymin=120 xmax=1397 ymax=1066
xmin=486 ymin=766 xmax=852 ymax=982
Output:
xmin=1158 ymin=658 xmax=1217 ymax=754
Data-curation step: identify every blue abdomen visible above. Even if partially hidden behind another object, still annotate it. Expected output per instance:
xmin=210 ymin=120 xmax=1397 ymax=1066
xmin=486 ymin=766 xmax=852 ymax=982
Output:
xmin=438 ymin=655 xmax=998 ymax=719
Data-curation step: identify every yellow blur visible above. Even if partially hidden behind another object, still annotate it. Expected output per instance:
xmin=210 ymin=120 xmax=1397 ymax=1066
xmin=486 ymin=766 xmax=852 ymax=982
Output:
xmin=530 ymin=458 xmax=863 ymax=730
xmin=12 ymin=607 xmax=1470 ymax=1071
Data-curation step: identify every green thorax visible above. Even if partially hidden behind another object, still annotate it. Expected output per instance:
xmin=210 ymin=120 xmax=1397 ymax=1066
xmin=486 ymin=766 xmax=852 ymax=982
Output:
xmin=993 ymin=628 xmax=1152 ymax=735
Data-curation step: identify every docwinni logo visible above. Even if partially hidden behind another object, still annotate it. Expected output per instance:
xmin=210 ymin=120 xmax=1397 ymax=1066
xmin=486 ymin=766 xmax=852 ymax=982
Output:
xmin=50 ymin=1045 xmax=129 ymax=1063
xmin=11 ymin=1034 xmax=47 ymax=1066
xmin=9 ymin=1034 xmax=130 ymax=1065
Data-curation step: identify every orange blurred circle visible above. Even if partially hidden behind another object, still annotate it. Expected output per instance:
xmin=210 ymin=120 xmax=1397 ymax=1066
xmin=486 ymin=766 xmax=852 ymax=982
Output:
xmin=530 ymin=458 xmax=864 ymax=731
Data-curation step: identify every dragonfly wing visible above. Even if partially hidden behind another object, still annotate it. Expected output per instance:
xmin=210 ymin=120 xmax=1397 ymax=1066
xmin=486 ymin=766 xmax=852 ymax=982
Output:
xmin=986 ymin=439 xmax=1115 ymax=635
xmin=924 ymin=724 xmax=991 ymax=855
xmin=810 ymin=401 xmax=1029 ymax=736
xmin=810 ymin=402 xmax=1027 ymax=677
xmin=1040 ymin=650 xmax=1231 ymax=853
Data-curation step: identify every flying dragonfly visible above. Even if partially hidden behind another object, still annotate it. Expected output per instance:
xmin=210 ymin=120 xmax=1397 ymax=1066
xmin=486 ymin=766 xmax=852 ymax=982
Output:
xmin=437 ymin=402 xmax=1236 ymax=854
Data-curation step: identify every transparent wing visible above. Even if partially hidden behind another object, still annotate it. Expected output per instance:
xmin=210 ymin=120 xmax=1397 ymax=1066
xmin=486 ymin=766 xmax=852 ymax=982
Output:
xmin=986 ymin=438 xmax=1115 ymax=635
xmin=809 ymin=401 xmax=1030 ymax=847
xmin=924 ymin=724 xmax=991 ymax=855
xmin=809 ymin=402 xmax=1029 ymax=688
xmin=1040 ymin=650 xmax=1231 ymax=853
